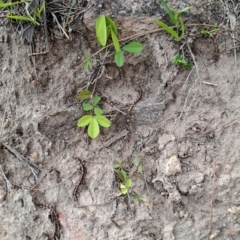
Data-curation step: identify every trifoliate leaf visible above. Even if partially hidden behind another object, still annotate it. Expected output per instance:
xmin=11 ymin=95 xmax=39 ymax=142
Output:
xmin=77 ymin=115 xmax=92 ymax=127
xmin=95 ymin=115 xmax=111 ymax=127
xmin=122 ymin=42 xmax=143 ymax=53
xmin=88 ymin=117 xmax=100 ymax=139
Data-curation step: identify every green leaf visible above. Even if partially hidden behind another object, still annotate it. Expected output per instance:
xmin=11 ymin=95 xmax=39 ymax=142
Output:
xmin=118 ymin=169 xmax=127 ymax=182
xmin=126 ymin=178 xmax=132 ymax=188
xmin=0 ymin=1 xmax=24 ymax=7
xmin=113 ymin=162 xmax=122 ymax=169
xmin=95 ymin=15 xmax=107 ymax=46
xmin=39 ymin=1 xmax=46 ymax=15
xmin=94 ymin=107 xmax=103 ymax=115
xmin=131 ymin=193 xmax=139 ymax=200
xmin=156 ymin=20 xmax=179 ymax=40
xmin=77 ymin=115 xmax=92 ymax=127
xmin=131 ymin=193 xmax=146 ymax=200
xmin=32 ymin=1 xmax=45 ymax=20
xmin=93 ymin=96 xmax=101 ymax=106
xmin=7 ymin=14 xmax=36 ymax=25
xmin=179 ymin=16 xmax=185 ymax=36
xmin=133 ymin=154 xmax=140 ymax=167
xmin=159 ymin=0 xmax=176 ymax=25
xmin=88 ymin=61 xmax=93 ymax=70
xmin=120 ymin=184 xmax=128 ymax=194
xmin=88 ymin=117 xmax=100 ymax=139
xmin=139 ymin=195 xmax=146 ymax=200
xmin=95 ymin=115 xmax=111 ymax=127
xmin=123 ymin=42 xmax=143 ymax=53
xmin=179 ymin=6 xmax=191 ymax=13
xmin=114 ymin=50 xmax=124 ymax=67
xmin=77 ymin=90 xmax=92 ymax=100
xmin=111 ymin=29 xmax=120 ymax=52
xmin=83 ymin=60 xmax=90 ymax=70
xmin=84 ymin=52 xmax=91 ymax=59
xmin=105 ymin=16 xmax=118 ymax=36
xmin=137 ymin=164 xmax=143 ymax=173
xmin=83 ymin=103 xmax=93 ymax=111
xmin=174 ymin=12 xmax=180 ymax=25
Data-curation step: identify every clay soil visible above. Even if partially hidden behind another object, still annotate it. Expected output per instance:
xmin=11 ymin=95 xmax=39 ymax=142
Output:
xmin=1 ymin=0 xmax=240 ymax=239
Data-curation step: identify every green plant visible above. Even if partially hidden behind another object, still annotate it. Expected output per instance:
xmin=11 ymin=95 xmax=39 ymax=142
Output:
xmin=77 ymin=90 xmax=111 ymax=139
xmin=156 ymin=0 xmax=190 ymax=41
xmin=0 ymin=0 xmax=45 ymax=25
xmin=83 ymin=53 xmax=93 ymax=70
xmin=172 ymin=54 xmax=193 ymax=69
xmin=113 ymin=162 xmax=132 ymax=194
xmin=200 ymin=24 xmax=218 ymax=37
xmin=113 ymin=155 xmax=146 ymax=200
xmin=94 ymin=15 xmax=143 ymax=67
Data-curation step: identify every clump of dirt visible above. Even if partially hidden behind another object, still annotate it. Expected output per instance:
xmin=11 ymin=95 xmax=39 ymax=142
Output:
xmin=1 ymin=1 xmax=240 ymax=239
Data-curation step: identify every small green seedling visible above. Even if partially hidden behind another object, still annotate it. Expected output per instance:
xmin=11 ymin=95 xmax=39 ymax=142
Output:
xmin=131 ymin=192 xmax=146 ymax=201
xmin=133 ymin=154 xmax=143 ymax=173
xmin=156 ymin=0 xmax=190 ymax=41
xmin=172 ymin=54 xmax=193 ymax=70
xmin=113 ymin=162 xmax=132 ymax=194
xmin=200 ymin=24 xmax=218 ymax=37
xmin=113 ymin=155 xmax=146 ymax=200
xmin=77 ymin=90 xmax=111 ymax=139
xmin=83 ymin=53 xmax=93 ymax=70
xmin=94 ymin=15 xmax=143 ymax=67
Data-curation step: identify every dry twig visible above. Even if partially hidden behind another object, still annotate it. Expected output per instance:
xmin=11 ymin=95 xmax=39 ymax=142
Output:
xmin=72 ymin=156 xmax=85 ymax=202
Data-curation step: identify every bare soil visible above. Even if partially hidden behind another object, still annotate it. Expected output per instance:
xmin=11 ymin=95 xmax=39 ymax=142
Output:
xmin=1 ymin=1 xmax=240 ymax=239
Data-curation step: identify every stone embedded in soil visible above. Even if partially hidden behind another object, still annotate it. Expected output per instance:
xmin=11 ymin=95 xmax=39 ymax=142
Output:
xmin=193 ymin=172 xmax=204 ymax=184
xmin=165 ymin=155 xmax=181 ymax=176
xmin=209 ymin=230 xmax=220 ymax=239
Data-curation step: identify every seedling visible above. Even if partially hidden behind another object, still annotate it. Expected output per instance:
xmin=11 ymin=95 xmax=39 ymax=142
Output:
xmin=93 ymin=15 xmax=143 ymax=67
xmin=113 ymin=162 xmax=132 ymax=194
xmin=133 ymin=154 xmax=143 ymax=173
xmin=156 ymin=0 xmax=190 ymax=41
xmin=113 ymin=155 xmax=146 ymax=200
xmin=83 ymin=53 xmax=93 ymax=70
xmin=77 ymin=90 xmax=111 ymax=139
xmin=172 ymin=54 xmax=193 ymax=70
xmin=200 ymin=24 xmax=218 ymax=37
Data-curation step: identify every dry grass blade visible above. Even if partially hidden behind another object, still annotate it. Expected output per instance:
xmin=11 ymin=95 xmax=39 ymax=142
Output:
xmin=2 ymin=143 xmax=39 ymax=180
xmin=0 ymin=164 xmax=13 ymax=190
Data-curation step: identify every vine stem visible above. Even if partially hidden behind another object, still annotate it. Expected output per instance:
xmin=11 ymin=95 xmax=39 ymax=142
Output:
xmin=65 ymin=23 xmax=240 ymax=85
